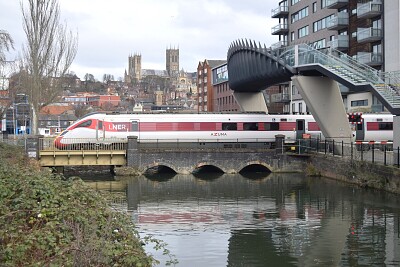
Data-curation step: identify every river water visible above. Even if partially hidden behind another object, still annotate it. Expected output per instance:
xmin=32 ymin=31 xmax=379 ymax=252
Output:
xmin=81 ymin=172 xmax=400 ymax=267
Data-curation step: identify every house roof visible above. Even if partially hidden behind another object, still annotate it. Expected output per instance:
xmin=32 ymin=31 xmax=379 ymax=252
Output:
xmin=40 ymin=104 xmax=74 ymax=115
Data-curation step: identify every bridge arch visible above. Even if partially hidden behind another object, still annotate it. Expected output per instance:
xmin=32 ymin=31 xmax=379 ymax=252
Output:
xmin=193 ymin=162 xmax=226 ymax=174
xmin=237 ymin=161 xmax=274 ymax=173
xmin=142 ymin=162 xmax=178 ymax=175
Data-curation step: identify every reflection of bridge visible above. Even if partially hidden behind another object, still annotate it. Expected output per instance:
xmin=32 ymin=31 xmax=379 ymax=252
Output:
xmin=227 ymin=40 xmax=400 ymax=151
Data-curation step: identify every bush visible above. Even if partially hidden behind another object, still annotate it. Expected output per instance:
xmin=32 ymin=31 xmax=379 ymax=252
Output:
xmin=0 ymin=143 xmax=155 ymax=266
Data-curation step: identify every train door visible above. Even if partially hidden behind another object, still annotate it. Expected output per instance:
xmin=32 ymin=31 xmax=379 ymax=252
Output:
xmin=296 ymin=119 xmax=305 ymax=139
xmin=354 ymin=123 xmax=364 ymax=141
xmin=131 ymin=120 xmax=139 ymax=139
xmin=96 ymin=120 xmax=105 ymax=140
xmin=348 ymin=113 xmax=364 ymax=141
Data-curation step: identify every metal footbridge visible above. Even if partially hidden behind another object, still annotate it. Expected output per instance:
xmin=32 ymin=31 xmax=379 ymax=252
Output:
xmin=227 ymin=39 xmax=400 ymax=115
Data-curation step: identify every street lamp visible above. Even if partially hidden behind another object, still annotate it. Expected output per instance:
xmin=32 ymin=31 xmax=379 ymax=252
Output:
xmin=58 ymin=115 xmax=61 ymax=133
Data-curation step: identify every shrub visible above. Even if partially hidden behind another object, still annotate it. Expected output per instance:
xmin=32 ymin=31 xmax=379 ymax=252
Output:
xmin=0 ymin=143 xmax=155 ymax=266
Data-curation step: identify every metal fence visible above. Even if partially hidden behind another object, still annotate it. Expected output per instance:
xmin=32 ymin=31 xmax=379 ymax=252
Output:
xmin=286 ymin=138 xmax=399 ymax=167
xmin=39 ymin=137 xmax=128 ymax=151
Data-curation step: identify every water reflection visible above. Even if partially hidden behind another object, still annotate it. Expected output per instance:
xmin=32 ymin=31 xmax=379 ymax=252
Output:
xmin=84 ymin=173 xmax=400 ymax=267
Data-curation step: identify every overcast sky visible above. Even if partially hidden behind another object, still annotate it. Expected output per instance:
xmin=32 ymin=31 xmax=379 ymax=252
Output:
xmin=1 ymin=0 xmax=278 ymax=81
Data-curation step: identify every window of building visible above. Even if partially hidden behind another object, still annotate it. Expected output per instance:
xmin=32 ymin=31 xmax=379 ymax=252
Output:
xmin=291 ymin=7 xmax=308 ymax=23
xmin=292 ymin=85 xmax=297 ymax=95
xmin=321 ymin=0 xmax=327 ymax=9
xmin=298 ymin=25 xmax=309 ymax=38
xmin=299 ymin=103 xmax=303 ymax=113
xmin=373 ymin=43 xmax=382 ymax=54
xmin=313 ymin=2 xmax=317 ymax=12
xmin=372 ymin=18 xmax=382 ymax=29
xmin=312 ymin=39 xmax=326 ymax=49
xmin=291 ymin=31 xmax=295 ymax=41
xmin=291 ymin=0 xmax=301 ymax=5
xmin=351 ymin=100 xmax=368 ymax=107
xmin=313 ymin=15 xmax=334 ymax=32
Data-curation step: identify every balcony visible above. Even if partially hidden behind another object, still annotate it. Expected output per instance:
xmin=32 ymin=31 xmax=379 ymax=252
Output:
xmin=271 ymin=40 xmax=288 ymax=50
xmin=271 ymin=93 xmax=290 ymax=103
xmin=357 ymin=1 xmax=382 ymax=19
xmin=271 ymin=24 xmax=288 ymax=35
xmin=327 ymin=35 xmax=349 ymax=51
xmin=327 ymin=13 xmax=349 ymax=30
xmin=356 ymin=52 xmax=383 ymax=66
xmin=271 ymin=5 xmax=289 ymax=18
xmin=357 ymin=27 xmax=382 ymax=43
xmin=326 ymin=0 xmax=348 ymax=9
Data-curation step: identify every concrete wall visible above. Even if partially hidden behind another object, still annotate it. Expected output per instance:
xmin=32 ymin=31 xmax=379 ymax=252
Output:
xmin=384 ymin=1 xmax=400 ymax=72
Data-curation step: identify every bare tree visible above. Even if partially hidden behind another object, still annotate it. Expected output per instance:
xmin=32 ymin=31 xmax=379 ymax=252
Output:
xmin=20 ymin=0 xmax=78 ymax=135
xmin=0 ymin=30 xmax=15 ymax=125
xmin=0 ymin=30 xmax=14 ymax=63
xmin=102 ymin=74 xmax=114 ymax=84
xmin=84 ymin=73 xmax=95 ymax=83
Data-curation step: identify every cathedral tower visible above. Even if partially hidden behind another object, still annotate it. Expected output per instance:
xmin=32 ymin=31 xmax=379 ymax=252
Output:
xmin=166 ymin=47 xmax=179 ymax=77
xmin=128 ymin=53 xmax=141 ymax=82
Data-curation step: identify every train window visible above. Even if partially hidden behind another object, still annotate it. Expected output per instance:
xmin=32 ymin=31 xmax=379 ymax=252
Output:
xmin=98 ymin=121 xmax=103 ymax=130
xmin=378 ymin=122 xmax=393 ymax=130
xmin=222 ymin=122 xmax=237 ymax=130
xmin=75 ymin=120 xmax=92 ymax=128
xmin=131 ymin=121 xmax=138 ymax=131
xmin=243 ymin=122 xmax=258 ymax=131
xmin=297 ymin=120 xmax=304 ymax=131
xmin=264 ymin=122 xmax=279 ymax=131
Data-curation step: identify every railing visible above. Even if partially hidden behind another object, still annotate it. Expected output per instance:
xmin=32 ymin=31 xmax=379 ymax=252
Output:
xmin=271 ymin=5 xmax=288 ymax=17
xmin=40 ymin=137 xmax=128 ymax=151
xmin=267 ymin=42 xmax=400 ymax=109
xmin=357 ymin=28 xmax=382 ymax=42
xmin=357 ymin=1 xmax=382 ymax=17
xmin=39 ymin=137 xmax=282 ymax=152
xmin=286 ymin=138 xmax=399 ymax=167
xmin=271 ymin=24 xmax=288 ymax=34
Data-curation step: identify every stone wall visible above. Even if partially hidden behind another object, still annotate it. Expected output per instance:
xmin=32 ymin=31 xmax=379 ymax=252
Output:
xmin=310 ymin=154 xmax=400 ymax=194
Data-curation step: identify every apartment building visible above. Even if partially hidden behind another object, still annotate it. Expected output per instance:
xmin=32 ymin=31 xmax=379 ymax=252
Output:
xmin=271 ymin=0 xmax=400 ymax=113
xmin=211 ymin=63 xmax=240 ymax=112
xmin=197 ymin=59 xmax=226 ymax=112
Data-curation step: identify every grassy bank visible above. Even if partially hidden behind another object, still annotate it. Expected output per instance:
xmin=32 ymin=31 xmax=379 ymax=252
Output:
xmin=0 ymin=143 xmax=156 ymax=266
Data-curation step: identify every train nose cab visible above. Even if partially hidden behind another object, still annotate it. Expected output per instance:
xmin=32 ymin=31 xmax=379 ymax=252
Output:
xmin=54 ymin=130 xmax=69 ymax=149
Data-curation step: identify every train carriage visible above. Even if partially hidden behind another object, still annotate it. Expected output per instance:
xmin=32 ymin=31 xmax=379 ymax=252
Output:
xmin=54 ymin=112 xmax=324 ymax=149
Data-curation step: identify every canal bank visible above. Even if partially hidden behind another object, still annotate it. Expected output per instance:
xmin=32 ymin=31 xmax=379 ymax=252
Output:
xmin=309 ymin=154 xmax=400 ymax=195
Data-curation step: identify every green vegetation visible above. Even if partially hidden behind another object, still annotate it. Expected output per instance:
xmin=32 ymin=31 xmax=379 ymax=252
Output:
xmin=0 ymin=143 xmax=157 ymax=266
xmin=305 ymin=163 xmax=321 ymax=177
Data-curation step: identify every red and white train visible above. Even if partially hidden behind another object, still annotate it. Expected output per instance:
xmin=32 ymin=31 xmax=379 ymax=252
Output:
xmin=54 ymin=112 xmax=324 ymax=149
xmin=54 ymin=112 xmax=394 ymax=149
xmin=348 ymin=113 xmax=393 ymax=148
